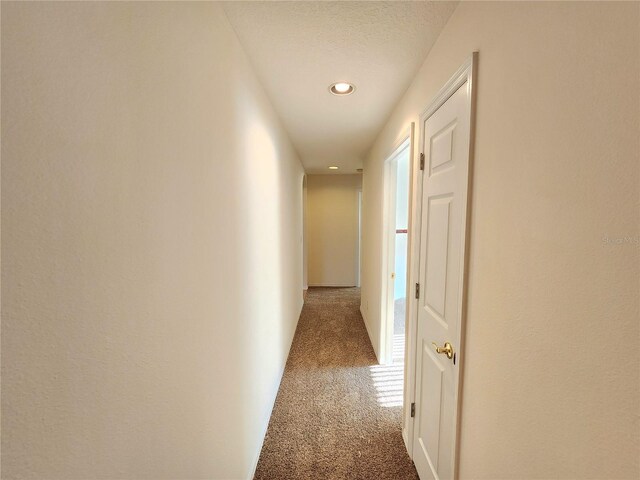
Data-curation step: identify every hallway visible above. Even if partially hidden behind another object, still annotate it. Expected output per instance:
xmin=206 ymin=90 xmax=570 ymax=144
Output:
xmin=3 ymin=2 xmax=639 ymax=479
xmin=254 ymin=288 xmax=417 ymax=480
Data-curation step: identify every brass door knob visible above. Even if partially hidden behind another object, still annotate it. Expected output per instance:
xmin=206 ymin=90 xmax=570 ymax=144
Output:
xmin=431 ymin=341 xmax=454 ymax=359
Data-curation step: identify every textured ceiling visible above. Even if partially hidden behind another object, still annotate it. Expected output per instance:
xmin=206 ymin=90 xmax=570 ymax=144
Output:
xmin=223 ymin=1 xmax=458 ymax=173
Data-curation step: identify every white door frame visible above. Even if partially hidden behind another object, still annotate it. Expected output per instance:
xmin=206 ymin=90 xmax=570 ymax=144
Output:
xmin=403 ymin=52 xmax=478 ymax=474
xmin=379 ymin=129 xmax=413 ymax=366
xmin=356 ymin=190 xmax=362 ymax=287
xmin=302 ymin=174 xmax=308 ymax=293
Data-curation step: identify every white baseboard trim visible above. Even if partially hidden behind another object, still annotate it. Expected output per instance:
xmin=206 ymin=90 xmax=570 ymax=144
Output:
xmin=247 ymin=432 xmax=265 ymax=480
xmin=246 ymin=366 xmax=282 ymax=480
xmin=360 ymin=305 xmax=381 ymax=364
xmin=308 ymin=283 xmax=357 ymax=288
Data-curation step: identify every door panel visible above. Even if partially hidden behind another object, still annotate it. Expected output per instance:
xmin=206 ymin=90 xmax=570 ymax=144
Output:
xmin=429 ymin=121 xmax=456 ymax=175
xmin=419 ymin=343 xmax=444 ymax=469
xmin=424 ymin=195 xmax=452 ymax=325
xmin=412 ymin=73 xmax=472 ymax=480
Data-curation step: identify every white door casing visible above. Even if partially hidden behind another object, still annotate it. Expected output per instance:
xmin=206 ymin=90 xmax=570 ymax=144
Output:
xmin=410 ymin=53 xmax=477 ymax=480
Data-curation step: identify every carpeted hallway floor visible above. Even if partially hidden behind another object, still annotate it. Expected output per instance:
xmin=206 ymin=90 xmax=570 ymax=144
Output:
xmin=254 ymin=287 xmax=418 ymax=480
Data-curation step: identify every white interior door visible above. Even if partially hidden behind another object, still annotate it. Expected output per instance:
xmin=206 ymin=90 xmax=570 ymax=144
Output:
xmin=411 ymin=58 xmax=474 ymax=480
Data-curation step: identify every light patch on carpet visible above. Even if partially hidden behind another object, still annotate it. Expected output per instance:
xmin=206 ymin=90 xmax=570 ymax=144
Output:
xmin=371 ymin=331 xmax=405 ymax=408
xmin=370 ymin=363 xmax=404 ymax=408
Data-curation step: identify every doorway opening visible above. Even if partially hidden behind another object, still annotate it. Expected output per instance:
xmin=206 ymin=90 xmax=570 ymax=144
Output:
xmin=381 ymin=136 xmax=411 ymax=367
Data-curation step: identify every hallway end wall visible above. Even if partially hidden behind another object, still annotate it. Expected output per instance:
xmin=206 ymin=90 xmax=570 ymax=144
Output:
xmin=2 ymin=3 xmax=304 ymax=479
xmin=307 ymin=174 xmax=362 ymax=287
xmin=360 ymin=1 xmax=639 ymax=478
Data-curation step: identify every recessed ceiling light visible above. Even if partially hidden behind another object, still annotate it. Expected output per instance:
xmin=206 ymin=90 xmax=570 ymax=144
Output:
xmin=329 ymin=82 xmax=355 ymax=96
xmin=328 ymin=166 xmax=339 ymax=170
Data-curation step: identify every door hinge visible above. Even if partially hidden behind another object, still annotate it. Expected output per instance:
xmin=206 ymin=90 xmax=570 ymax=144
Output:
xmin=420 ymin=153 xmax=425 ymax=170
xmin=415 ymin=283 xmax=420 ymax=299
xmin=410 ymin=402 xmax=416 ymax=418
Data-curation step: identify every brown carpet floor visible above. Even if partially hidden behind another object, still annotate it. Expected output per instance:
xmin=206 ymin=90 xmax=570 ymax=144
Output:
xmin=254 ymin=287 xmax=418 ymax=480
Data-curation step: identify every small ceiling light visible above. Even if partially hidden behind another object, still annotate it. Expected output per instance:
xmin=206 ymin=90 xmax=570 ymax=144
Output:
xmin=329 ymin=82 xmax=355 ymax=96
xmin=328 ymin=166 xmax=339 ymax=170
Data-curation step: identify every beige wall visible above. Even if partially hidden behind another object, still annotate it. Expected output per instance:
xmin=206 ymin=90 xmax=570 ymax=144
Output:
xmin=361 ymin=2 xmax=639 ymax=478
xmin=307 ymin=174 xmax=362 ymax=287
xmin=1 ymin=2 xmax=304 ymax=479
